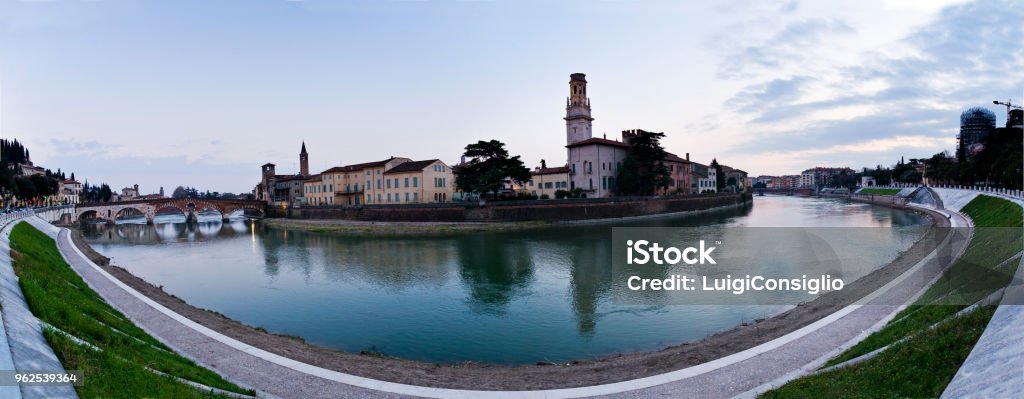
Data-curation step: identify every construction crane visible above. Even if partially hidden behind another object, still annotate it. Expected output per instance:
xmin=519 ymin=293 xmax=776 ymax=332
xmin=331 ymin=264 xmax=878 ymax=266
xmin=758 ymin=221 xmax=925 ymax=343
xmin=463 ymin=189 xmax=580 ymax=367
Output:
xmin=993 ymin=99 xmax=1023 ymax=116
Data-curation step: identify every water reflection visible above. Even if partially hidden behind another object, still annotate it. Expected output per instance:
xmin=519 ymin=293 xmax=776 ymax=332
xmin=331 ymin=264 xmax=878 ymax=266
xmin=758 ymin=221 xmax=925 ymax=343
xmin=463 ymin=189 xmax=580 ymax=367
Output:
xmin=81 ymin=196 xmax=931 ymax=364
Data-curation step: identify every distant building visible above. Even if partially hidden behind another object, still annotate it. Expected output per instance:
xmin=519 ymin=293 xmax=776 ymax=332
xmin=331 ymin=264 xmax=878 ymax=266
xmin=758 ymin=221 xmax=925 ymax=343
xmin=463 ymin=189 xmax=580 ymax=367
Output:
xmin=662 ymin=152 xmax=693 ymax=195
xmin=956 ymin=107 xmax=997 ymax=161
xmin=563 ymin=73 xmax=630 ymax=198
xmin=58 ymin=179 xmax=82 ymax=204
xmin=314 ymin=158 xmax=410 ymax=206
xmin=800 ymin=167 xmax=855 ymax=188
xmin=382 ymin=159 xmax=454 ymax=204
xmin=18 ymin=163 xmax=46 ymax=177
xmin=719 ymin=164 xmax=748 ymax=192
xmin=1008 ymin=109 xmax=1023 ymax=129
xmin=525 ymin=165 xmax=571 ymax=197
xmin=690 ymin=162 xmax=717 ymax=193
xmin=120 ymin=184 xmax=140 ymax=201
xmin=257 ymin=142 xmax=313 ymax=206
xmin=301 ymin=174 xmax=324 ymax=205
xmin=303 ymin=157 xmax=455 ymax=206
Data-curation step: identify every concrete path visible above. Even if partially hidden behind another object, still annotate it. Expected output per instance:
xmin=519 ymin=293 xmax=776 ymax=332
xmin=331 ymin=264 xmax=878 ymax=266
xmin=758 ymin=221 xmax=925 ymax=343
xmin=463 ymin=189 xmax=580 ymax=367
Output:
xmin=940 ymin=190 xmax=1024 ymax=398
xmin=43 ymin=211 xmax=970 ymax=399
xmin=40 ymin=219 xmax=408 ymax=399
xmin=0 ymin=219 xmax=77 ymax=399
xmin=942 ymin=255 xmax=1024 ymax=398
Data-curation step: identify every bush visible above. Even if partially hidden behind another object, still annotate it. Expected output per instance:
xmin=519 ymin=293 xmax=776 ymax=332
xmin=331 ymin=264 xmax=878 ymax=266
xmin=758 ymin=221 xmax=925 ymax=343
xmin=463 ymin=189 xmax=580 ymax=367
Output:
xmin=540 ymin=194 xmax=550 ymax=200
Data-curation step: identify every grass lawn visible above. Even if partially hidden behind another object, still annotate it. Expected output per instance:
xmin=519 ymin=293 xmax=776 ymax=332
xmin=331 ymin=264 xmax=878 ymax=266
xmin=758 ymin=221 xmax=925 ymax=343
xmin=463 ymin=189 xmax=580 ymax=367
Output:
xmin=9 ymin=222 xmax=255 ymax=398
xmin=857 ymin=188 xmax=902 ymax=195
xmin=761 ymin=194 xmax=1023 ymax=397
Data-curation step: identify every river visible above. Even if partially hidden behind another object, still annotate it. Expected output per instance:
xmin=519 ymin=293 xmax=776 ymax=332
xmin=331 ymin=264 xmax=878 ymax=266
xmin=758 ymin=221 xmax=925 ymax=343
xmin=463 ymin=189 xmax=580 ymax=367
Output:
xmin=81 ymin=195 xmax=930 ymax=364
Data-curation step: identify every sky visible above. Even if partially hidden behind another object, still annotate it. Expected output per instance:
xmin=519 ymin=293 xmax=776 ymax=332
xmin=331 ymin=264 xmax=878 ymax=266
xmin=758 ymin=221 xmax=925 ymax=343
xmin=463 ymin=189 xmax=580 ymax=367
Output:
xmin=1 ymin=0 xmax=1021 ymax=194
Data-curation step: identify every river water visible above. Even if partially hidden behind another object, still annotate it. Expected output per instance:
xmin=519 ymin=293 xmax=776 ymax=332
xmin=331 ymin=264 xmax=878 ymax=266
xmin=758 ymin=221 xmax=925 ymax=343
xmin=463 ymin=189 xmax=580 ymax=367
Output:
xmin=81 ymin=196 xmax=929 ymax=364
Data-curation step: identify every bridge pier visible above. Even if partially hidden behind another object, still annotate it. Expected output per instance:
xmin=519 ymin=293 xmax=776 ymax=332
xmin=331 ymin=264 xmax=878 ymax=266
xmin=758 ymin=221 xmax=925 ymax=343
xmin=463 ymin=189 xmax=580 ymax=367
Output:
xmin=185 ymin=212 xmax=198 ymax=224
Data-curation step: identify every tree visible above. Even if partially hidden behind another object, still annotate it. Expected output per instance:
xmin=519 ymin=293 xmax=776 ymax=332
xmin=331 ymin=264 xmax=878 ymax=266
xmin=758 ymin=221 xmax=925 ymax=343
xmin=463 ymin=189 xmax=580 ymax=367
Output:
xmin=14 ymin=177 xmax=36 ymax=200
xmin=172 ymin=186 xmax=189 ymax=198
xmin=711 ymin=158 xmax=725 ymax=191
xmin=98 ymin=184 xmax=113 ymax=202
xmin=615 ymin=130 xmax=671 ymax=196
xmin=455 ymin=140 xmax=532 ymax=199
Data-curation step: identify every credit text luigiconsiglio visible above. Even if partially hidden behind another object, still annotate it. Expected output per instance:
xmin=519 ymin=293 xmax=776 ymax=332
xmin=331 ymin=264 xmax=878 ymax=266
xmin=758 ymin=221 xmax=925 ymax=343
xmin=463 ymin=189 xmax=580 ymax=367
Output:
xmin=624 ymin=239 xmax=844 ymax=295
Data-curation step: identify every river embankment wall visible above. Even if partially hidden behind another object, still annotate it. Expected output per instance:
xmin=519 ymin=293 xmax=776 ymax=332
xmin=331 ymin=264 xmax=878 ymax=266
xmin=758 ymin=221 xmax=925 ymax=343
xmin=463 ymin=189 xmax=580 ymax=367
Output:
xmin=269 ymin=193 xmax=751 ymax=222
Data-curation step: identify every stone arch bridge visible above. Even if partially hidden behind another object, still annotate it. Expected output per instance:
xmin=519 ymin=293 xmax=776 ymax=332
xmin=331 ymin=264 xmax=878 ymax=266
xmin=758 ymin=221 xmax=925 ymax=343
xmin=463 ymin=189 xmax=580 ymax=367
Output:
xmin=75 ymin=198 xmax=266 ymax=224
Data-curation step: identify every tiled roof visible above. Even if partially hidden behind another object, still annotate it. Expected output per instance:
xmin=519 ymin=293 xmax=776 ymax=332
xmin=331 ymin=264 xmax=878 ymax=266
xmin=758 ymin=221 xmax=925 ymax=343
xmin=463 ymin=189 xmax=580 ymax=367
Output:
xmin=321 ymin=158 xmax=395 ymax=174
xmin=565 ymin=137 xmax=630 ymax=148
xmin=384 ymin=160 xmax=440 ymax=174
xmin=533 ymin=166 xmax=570 ymax=175
xmin=665 ymin=152 xmax=691 ymax=163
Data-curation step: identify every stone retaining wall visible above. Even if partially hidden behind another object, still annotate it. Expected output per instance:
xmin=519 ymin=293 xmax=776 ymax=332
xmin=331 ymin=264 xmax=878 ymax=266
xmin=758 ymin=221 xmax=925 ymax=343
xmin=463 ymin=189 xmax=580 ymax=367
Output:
xmin=271 ymin=193 xmax=750 ymax=222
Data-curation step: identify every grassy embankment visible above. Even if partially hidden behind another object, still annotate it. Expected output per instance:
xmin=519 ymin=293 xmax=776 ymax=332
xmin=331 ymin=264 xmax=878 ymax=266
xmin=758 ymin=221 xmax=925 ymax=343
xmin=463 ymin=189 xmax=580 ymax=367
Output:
xmin=857 ymin=188 xmax=903 ymax=195
xmin=762 ymin=195 xmax=1023 ymax=398
xmin=9 ymin=222 xmax=255 ymax=398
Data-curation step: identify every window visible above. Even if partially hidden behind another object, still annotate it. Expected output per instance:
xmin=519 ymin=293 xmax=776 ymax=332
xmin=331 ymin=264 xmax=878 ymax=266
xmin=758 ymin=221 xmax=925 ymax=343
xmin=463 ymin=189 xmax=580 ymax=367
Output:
xmin=545 ymin=182 xmax=552 ymax=189
xmin=413 ymin=177 xmax=418 ymax=187
xmin=405 ymin=192 xmax=409 ymax=202
xmin=413 ymin=192 xmax=418 ymax=202
xmin=404 ymin=178 xmax=409 ymax=187
xmin=602 ymin=176 xmax=607 ymax=190
xmin=377 ymin=179 xmax=381 ymax=189
xmin=387 ymin=180 xmax=391 ymax=189
xmin=394 ymin=178 xmax=399 ymax=187
xmin=377 ymin=194 xmax=381 ymax=202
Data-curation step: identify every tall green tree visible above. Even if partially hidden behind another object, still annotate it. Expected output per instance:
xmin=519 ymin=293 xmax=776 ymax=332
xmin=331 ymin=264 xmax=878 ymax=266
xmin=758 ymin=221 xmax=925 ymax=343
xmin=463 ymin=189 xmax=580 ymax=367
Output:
xmin=455 ymin=140 xmax=532 ymax=199
xmin=710 ymin=158 xmax=725 ymax=191
xmin=615 ymin=130 xmax=671 ymax=196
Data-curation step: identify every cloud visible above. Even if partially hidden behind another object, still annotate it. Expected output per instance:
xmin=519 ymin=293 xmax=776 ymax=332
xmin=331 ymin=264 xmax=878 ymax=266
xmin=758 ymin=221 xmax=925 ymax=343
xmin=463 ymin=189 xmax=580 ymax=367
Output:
xmin=719 ymin=0 xmax=1024 ymax=171
xmin=717 ymin=18 xmax=855 ymax=78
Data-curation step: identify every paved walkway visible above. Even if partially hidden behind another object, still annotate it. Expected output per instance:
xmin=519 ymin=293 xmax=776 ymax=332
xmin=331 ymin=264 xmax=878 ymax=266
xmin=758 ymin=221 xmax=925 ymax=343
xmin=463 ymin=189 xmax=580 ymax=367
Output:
xmin=41 ymin=210 xmax=970 ymax=399
xmin=940 ymin=190 xmax=1024 ymax=398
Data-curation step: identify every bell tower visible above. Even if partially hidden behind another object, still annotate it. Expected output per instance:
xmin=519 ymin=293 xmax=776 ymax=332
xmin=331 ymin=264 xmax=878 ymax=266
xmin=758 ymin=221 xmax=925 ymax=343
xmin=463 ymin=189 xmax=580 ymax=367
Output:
xmin=299 ymin=141 xmax=309 ymax=176
xmin=565 ymin=73 xmax=594 ymax=145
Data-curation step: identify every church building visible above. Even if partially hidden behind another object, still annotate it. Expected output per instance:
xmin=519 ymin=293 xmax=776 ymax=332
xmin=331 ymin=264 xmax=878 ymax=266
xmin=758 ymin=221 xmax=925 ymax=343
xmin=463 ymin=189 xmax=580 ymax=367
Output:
xmin=564 ymin=73 xmax=629 ymax=198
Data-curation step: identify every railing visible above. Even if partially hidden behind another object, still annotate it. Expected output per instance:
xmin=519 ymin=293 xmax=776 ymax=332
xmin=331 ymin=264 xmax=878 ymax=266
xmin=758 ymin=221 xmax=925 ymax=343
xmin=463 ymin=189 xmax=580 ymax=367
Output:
xmin=868 ymin=183 xmax=1024 ymax=201
xmin=0 ymin=204 xmax=75 ymax=225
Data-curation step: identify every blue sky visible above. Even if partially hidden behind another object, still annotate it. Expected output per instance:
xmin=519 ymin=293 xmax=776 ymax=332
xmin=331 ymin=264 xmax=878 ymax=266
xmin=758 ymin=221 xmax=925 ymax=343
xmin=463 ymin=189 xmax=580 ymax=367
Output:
xmin=1 ymin=0 xmax=1021 ymax=194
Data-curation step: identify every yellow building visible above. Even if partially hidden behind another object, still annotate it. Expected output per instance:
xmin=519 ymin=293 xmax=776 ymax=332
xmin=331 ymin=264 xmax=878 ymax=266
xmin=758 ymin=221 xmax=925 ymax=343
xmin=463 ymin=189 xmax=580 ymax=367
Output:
xmin=306 ymin=157 xmax=454 ymax=206
xmin=525 ymin=166 xmax=570 ymax=198
xmin=302 ymin=174 xmax=327 ymax=206
xmin=380 ymin=159 xmax=454 ymax=204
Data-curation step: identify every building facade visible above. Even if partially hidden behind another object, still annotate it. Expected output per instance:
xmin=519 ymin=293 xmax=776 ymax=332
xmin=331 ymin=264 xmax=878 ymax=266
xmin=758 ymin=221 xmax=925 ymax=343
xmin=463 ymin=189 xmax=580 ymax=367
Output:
xmin=525 ymin=166 xmax=571 ymax=197
xmin=690 ymin=162 xmax=717 ymax=193
xmin=800 ymin=167 xmax=855 ymax=188
xmin=58 ymin=179 xmax=82 ymax=204
xmin=663 ymin=152 xmax=692 ymax=195
xmin=381 ymin=159 xmax=454 ymax=204
xmin=563 ymin=73 xmax=630 ymax=198
xmin=257 ymin=143 xmax=314 ymax=206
